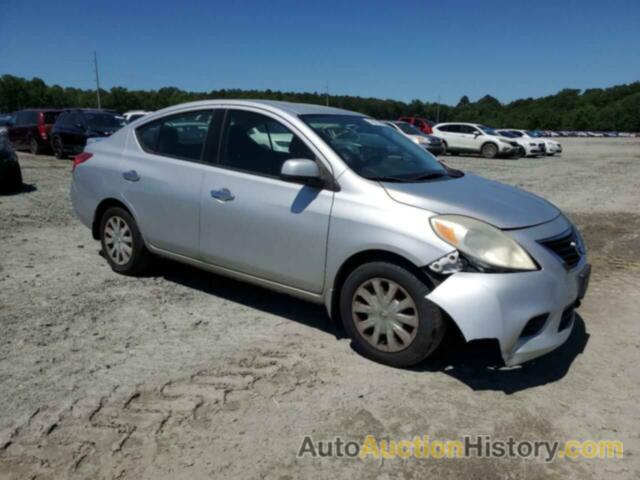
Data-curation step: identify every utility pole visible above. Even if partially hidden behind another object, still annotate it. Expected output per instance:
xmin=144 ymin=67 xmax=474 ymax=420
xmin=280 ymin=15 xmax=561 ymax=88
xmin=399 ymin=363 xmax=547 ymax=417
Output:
xmin=325 ymin=81 xmax=329 ymax=106
xmin=94 ymin=51 xmax=102 ymax=109
xmin=436 ymin=94 xmax=441 ymax=123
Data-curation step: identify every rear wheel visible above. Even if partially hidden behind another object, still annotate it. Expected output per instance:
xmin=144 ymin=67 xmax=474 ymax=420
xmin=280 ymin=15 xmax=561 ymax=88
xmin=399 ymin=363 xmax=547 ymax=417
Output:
xmin=29 ymin=137 xmax=40 ymax=155
xmin=99 ymin=207 xmax=151 ymax=275
xmin=340 ymin=262 xmax=446 ymax=367
xmin=481 ymin=142 xmax=498 ymax=159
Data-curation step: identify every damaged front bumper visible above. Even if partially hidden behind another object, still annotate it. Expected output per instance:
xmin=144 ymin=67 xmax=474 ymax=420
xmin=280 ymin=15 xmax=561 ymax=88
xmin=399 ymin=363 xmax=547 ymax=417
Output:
xmin=426 ymin=215 xmax=590 ymax=366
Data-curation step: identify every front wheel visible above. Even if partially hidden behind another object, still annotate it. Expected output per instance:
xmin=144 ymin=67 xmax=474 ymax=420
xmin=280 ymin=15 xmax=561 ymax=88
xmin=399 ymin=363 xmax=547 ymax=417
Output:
xmin=100 ymin=207 xmax=151 ymax=275
xmin=340 ymin=262 xmax=446 ymax=367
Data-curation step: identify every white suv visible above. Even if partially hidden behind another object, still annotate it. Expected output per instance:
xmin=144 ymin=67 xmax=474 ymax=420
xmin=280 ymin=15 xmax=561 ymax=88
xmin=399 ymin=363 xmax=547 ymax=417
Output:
xmin=499 ymin=129 xmax=562 ymax=156
xmin=432 ymin=123 xmax=520 ymax=158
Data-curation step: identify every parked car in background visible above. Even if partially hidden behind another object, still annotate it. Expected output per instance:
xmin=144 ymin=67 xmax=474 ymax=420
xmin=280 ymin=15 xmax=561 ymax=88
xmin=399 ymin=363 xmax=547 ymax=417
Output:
xmin=500 ymin=129 xmax=562 ymax=156
xmin=7 ymin=109 xmax=62 ymax=155
xmin=50 ymin=109 xmax=126 ymax=159
xmin=123 ymin=110 xmax=152 ymax=123
xmin=0 ymin=135 xmax=22 ymax=193
xmin=496 ymin=130 xmax=546 ymax=157
xmin=432 ymin=123 xmax=520 ymax=158
xmin=71 ymin=99 xmax=590 ymax=368
xmin=398 ymin=116 xmax=433 ymax=134
xmin=383 ymin=120 xmax=446 ymax=155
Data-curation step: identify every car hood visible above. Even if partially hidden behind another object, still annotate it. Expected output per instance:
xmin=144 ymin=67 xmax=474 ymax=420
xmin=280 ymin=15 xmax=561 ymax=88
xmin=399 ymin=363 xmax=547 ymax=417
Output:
xmin=382 ymin=173 xmax=560 ymax=229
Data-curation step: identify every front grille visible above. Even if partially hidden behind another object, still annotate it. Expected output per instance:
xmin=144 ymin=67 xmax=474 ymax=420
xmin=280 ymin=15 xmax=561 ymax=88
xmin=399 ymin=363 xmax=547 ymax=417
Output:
xmin=539 ymin=229 xmax=582 ymax=269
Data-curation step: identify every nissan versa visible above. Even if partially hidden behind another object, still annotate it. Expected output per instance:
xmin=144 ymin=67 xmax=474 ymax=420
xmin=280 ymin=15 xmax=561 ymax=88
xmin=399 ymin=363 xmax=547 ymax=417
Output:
xmin=70 ymin=100 xmax=591 ymax=367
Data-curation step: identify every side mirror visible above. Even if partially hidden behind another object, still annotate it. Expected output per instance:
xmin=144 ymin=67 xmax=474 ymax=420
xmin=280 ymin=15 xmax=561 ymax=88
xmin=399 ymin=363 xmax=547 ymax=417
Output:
xmin=280 ymin=158 xmax=322 ymax=185
xmin=474 ymin=132 xmax=482 ymax=137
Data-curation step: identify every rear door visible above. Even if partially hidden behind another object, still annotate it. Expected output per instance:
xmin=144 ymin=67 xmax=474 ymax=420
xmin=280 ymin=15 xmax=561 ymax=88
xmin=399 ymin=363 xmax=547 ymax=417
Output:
xmin=199 ymin=108 xmax=333 ymax=293
xmin=121 ymin=109 xmax=216 ymax=258
xmin=440 ymin=124 xmax=464 ymax=149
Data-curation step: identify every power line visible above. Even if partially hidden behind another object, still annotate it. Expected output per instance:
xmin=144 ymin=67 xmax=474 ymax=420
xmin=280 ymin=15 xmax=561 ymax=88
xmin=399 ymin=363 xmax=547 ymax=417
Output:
xmin=94 ymin=51 xmax=101 ymax=109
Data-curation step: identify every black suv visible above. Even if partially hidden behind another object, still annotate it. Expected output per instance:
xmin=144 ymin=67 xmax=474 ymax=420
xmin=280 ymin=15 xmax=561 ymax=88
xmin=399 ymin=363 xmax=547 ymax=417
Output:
xmin=51 ymin=109 xmax=125 ymax=159
xmin=7 ymin=109 xmax=62 ymax=155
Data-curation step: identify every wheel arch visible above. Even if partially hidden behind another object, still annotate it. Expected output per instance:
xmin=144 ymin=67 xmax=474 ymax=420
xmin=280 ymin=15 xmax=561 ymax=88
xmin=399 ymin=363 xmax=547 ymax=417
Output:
xmin=327 ymin=249 xmax=435 ymax=325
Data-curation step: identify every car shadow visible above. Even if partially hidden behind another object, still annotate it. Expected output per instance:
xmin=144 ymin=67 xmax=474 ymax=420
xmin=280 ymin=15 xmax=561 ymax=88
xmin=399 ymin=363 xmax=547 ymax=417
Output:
xmin=415 ymin=314 xmax=589 ymax=394
xmin=149 ymin=257 xmax=345 ymax=338
xmin=0 ymin=183 xmax=37 ymax=196
xmin=124 ymin=255 xmax=588 ymax=392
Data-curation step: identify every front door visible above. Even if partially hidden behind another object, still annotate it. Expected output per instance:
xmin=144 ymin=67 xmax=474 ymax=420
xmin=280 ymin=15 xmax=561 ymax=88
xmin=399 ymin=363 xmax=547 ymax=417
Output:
xmin=199 ymin=108 xmax=333 ymax=294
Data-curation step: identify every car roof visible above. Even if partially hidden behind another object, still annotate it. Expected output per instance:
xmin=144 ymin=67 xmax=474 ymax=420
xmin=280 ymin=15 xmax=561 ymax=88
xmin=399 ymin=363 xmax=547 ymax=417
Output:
xmin=150 ymin=99 xmax=362 ymax=117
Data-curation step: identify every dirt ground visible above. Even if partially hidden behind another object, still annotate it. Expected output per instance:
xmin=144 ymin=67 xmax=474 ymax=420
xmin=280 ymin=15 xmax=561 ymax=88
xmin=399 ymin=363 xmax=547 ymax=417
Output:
xmin=0 ymin=138 xmax=639 ymax=479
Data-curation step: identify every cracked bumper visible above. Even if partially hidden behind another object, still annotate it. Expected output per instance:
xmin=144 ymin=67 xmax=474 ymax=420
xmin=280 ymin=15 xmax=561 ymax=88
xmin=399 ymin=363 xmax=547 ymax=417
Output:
xmin=426 ymin=215 xmax=590 ymax=366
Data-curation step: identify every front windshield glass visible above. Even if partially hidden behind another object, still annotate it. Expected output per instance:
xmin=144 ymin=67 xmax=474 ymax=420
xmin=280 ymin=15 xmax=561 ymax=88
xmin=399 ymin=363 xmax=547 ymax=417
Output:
xmin=478 ymin=125 xmax=498 ymax=136
xmin=395 ymin=122 xmax=422 ymax=135
xmin=526 ymin=130 xmax=540 ymax=137
xmin=300 ymin=114 xmax=447 ymax=181
xmin=499 ymin=130 xmax=521 ymax=138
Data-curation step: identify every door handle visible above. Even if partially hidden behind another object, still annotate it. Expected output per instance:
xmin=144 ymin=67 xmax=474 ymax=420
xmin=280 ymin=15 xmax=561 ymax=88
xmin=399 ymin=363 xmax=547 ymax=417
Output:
xmin=210 ymin=188 xmax=234 ymax=202
xmin=122 ymin=170 xmax=140 ymax=182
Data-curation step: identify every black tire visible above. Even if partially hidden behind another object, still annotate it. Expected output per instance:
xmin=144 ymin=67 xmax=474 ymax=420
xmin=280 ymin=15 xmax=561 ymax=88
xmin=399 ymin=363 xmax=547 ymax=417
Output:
xmin=481 ymin=142 xmax=498 ymax=159
xmin=52 ymin=136 xmax=66 ymax=159
xmin=29 ymin=136 xmax=41 ymax=155
xmin=0 ymin=162 xmax=22 ymax=193
xmin=340 ymin=262 xmax=446 ymax=367
xmin=99 ymin=207 xmax=151 ymax=275
xmin=517 ymin=146 xmax=526 ymax=158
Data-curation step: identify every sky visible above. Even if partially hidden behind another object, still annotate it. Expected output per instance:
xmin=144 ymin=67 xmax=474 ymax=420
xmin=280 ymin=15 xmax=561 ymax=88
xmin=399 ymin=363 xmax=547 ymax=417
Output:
xmin=1 ymin=0 xmax=639 ymax=105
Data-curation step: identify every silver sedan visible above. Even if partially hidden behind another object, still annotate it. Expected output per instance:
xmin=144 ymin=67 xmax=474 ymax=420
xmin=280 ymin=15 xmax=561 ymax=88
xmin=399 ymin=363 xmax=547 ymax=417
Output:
xmin=70 ymin=100 xmax=590 ymax=367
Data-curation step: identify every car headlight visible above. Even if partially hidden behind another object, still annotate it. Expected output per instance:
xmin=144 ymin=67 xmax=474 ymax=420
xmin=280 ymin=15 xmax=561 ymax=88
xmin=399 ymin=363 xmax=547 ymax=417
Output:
xmin=529 ymin=142 xmax=536 ymax=146
xmin=429 ymin=215 xmax=538 ymax=272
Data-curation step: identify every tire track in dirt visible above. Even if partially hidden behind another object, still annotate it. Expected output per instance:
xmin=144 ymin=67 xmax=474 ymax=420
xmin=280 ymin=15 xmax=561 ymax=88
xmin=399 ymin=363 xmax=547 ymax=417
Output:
xmin=0 ymin=351 xmax=307 ymax=479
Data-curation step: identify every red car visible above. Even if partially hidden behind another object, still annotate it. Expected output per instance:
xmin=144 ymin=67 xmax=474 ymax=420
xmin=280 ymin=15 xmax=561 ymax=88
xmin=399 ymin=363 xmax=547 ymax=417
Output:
xmin=398 ymin=116 xmax=433 ymax=135
xmin=7 ymin=109 xmax=62 ymax=155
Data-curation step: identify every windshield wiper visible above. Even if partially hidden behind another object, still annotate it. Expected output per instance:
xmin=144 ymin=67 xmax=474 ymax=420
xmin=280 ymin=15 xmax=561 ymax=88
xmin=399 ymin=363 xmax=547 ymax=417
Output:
xmin=364 ymin=175 xmax=415 ymax=182
xmin=404 ymin=172 xmax=448 ymax=181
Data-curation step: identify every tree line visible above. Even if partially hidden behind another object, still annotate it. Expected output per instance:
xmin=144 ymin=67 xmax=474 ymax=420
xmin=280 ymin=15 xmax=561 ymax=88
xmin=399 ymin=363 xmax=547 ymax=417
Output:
xmin=1 ymin=74 xmax=639 ymax=131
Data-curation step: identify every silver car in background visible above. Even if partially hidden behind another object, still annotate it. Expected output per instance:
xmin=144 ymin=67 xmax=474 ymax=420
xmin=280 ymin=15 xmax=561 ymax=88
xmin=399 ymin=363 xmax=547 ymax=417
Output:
xmin=70 ymin=100 xmax=590 ymax=367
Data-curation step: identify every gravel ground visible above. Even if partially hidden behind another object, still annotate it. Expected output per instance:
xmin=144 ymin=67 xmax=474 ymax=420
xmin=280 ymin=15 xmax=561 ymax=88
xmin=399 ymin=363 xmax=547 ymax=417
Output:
xmin=0 ymin=138 xmax=639 ymax=479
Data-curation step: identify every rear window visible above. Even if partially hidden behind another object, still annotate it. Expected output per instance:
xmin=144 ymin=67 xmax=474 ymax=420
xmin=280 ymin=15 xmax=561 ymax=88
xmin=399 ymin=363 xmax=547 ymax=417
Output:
xmin=136 ymin=110 xmax=213 ymax=161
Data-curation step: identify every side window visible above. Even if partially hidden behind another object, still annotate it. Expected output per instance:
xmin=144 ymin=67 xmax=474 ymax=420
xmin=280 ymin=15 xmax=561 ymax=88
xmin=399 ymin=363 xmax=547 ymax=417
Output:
xmin=460 ymin=125 xmax=478 ymax=135
xmin=443 ymin=124 xmax=461 ymax=133
xmin=136 ymin=110 xmax=213 ymax=161
xmin=16 ymin=112 xmax=27 ymax=125
xmin=220 ymin=110 xmax=314 ymax=176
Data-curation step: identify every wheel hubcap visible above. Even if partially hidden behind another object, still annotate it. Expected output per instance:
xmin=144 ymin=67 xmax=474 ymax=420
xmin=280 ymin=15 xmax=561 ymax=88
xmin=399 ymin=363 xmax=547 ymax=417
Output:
xmin=104 ymin=216 xmax=133 ymax=265
xmin=351 ymin=278 xmax=418 ymax=352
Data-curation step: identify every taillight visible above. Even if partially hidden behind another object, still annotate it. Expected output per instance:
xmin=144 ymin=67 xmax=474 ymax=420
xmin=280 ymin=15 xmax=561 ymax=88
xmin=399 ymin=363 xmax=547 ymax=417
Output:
xmin=38 ymin=112 xmax=47 ymax=139
xmin=72 ymin=152 xmax=93 ymax=171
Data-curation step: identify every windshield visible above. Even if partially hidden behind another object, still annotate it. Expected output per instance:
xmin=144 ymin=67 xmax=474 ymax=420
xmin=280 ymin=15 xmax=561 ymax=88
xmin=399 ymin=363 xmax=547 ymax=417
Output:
xmin=498 ymin=130 xmax=518 ymax=138
xmin=300 ymin=114 xmax=447 ymax=181
xmin=85 ymin=113 xmax=125 ymax=130
xmin=478 ymin=125 xmax=498 ymax=136
xmin=394 ymin=122 xmax=423 ymax=135
xmin=526 ymin=130 xmax=541 ymax=137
